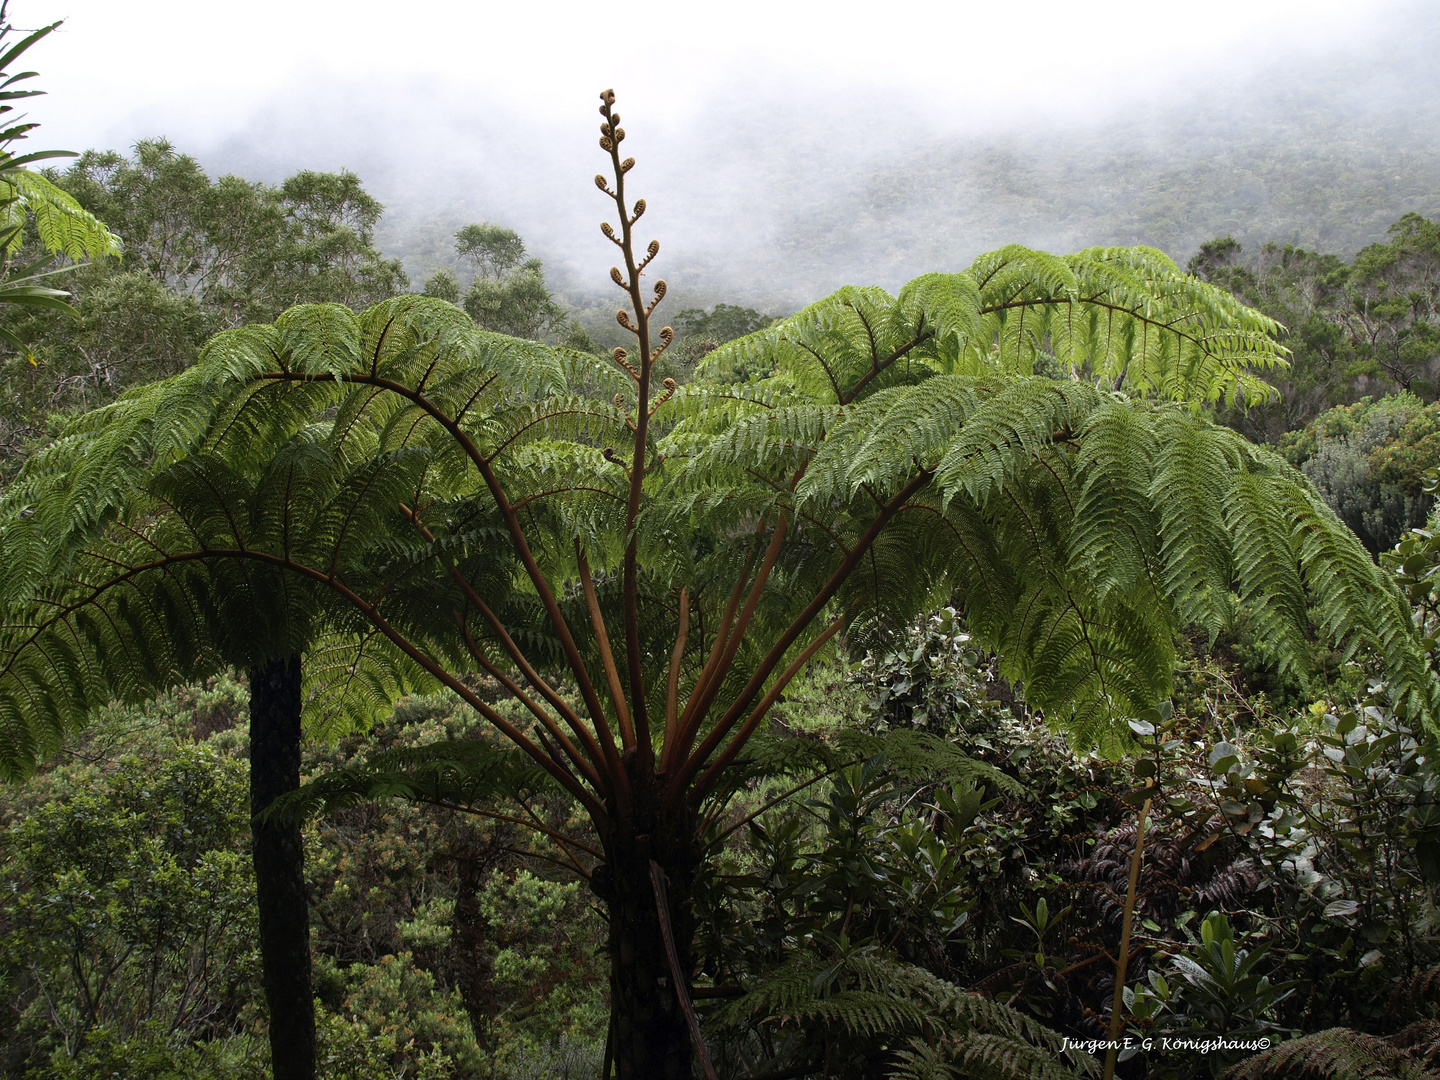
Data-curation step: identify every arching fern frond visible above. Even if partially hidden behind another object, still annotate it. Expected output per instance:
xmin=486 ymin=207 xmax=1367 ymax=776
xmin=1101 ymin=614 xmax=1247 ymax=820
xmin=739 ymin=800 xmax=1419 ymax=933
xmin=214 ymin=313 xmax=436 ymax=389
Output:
xmin=1225 ymin=1026 xmax=1439 ymax=1080
xmin=710 ymin=949 xmax=1093 ymax=1080
xmin=701 ymin=247 xmax=1286 ymax=410
xmin=263 ymin=738 xmax=557 ymax=826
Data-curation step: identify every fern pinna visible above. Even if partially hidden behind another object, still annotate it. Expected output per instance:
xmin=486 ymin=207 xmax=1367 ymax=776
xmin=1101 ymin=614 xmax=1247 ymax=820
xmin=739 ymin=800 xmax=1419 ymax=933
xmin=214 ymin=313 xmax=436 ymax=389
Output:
xmin=1 ymin=89 xmax=1435 ymax=1079
xmin=0 ymin=5 xmax=121 ymax=350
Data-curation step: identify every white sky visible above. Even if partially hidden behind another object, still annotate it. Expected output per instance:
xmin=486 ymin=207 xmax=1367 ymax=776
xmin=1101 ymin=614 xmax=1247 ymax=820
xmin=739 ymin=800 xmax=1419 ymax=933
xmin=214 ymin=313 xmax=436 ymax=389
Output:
xmin=15 ymin=0 xmax=1409 ymax=154
xmin=6 ymin=0 xmax=1421 ymax=305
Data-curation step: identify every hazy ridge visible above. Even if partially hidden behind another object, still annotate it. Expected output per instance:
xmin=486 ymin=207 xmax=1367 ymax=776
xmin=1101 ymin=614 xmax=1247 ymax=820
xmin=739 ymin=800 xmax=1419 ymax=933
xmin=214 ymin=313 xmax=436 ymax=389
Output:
xmin=191 ymin=7 xmax=1440 ymax=319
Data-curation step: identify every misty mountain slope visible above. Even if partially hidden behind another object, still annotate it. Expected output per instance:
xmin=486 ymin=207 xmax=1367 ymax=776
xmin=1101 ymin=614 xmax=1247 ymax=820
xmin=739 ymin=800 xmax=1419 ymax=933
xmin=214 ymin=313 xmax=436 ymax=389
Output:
xmin=727 ymin=23 xmax=1440 ymax=306
xmin=769 ymin=109 xmax=1440 ymax=303
xmin=187 ymin=7 xmax=1440 ymax=315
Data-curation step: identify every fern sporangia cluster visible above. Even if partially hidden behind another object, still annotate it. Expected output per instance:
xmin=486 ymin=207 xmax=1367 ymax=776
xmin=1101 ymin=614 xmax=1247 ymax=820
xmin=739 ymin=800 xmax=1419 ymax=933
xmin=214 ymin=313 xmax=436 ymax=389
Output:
xmin=1 ymin=88 xmax=1436 ymax=1076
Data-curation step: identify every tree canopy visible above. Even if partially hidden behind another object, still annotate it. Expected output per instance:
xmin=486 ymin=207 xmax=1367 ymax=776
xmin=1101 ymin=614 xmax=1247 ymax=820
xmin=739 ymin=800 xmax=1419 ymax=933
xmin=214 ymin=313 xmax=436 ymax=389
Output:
xmin=0 ymin=141 xmax=406 ymax=460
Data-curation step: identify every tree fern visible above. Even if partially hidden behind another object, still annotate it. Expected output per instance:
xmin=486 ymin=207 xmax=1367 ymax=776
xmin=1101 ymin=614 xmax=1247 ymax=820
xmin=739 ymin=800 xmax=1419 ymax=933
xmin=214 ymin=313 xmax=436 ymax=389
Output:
xmin=3 ymin=274 xmax=1432 ymax=772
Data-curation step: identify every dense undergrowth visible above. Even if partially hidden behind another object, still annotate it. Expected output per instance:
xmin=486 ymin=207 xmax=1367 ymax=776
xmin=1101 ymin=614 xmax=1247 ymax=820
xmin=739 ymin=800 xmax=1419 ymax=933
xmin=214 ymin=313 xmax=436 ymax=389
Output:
xmin=5 ymin=590 xmax=1440 ymax=1078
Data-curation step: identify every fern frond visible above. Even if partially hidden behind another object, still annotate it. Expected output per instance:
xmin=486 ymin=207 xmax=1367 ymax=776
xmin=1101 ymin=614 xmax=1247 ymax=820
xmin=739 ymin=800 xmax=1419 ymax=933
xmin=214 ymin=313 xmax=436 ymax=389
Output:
xmin=1225 ymin=1027 xmax=1438 ymax=1080
xmin=1068 ymin=400 xmax=1160 ymax=601
xmin=0 ymin=167 xmax=121 ymax=259
xmin=713 ymin=948 xmax=1089 ymax=1080
xmin=265 ymin=738 xmax=555 ymax=825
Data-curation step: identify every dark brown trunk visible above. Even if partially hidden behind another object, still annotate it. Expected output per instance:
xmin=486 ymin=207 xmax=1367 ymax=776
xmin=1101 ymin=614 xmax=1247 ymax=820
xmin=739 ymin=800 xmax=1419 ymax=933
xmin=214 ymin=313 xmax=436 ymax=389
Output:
xmin=448 ymin=834 xmax=506 ymax=1051
xmin=249 ymin=655 xmax=315 ymax=1080
xmin=593 ymin=781 xmax=697 ymax=1080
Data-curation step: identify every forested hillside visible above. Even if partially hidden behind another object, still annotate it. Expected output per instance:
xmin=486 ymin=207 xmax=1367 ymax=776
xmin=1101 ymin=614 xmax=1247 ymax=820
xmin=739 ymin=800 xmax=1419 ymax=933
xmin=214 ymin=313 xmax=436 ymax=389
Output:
xmin=335 ymin=6 xmax=1440 ymax=309
xmin=0 ymin=141 xmax=406 ymax=459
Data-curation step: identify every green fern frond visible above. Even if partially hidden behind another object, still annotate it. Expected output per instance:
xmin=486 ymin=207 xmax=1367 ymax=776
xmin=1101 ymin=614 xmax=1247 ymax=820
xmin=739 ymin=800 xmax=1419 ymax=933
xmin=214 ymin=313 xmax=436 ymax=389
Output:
xmin=0 ymin=167 xmax=121 ymax=260
xmin=1225 ymin=1027 xmax=1438 ymax=1080
xmin=713 ymin=949 xmax=1089 ymax=1080
xmin=933 ymin=380 xmax=1101 ymax=507
xmin=1225 ymin=468 xmax=1312 ymax=676
xmin=264 ymin=738 xmax=554 ymax=826
xmin=1068 ymin=400 xmax=1160 ymax=601
xmin=834 ymin=728 xmax=1020 ymax=796
xmin=1148 ymin=414 xmax=1245 ymax=638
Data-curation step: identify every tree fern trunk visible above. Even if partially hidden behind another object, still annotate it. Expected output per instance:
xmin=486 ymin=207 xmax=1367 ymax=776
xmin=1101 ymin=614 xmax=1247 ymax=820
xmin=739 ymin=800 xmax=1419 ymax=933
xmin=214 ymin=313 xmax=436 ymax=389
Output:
xmin=595 ymin=792 xmax=696 ymax=1080
xmin=250 ymin=655 xmax=316 ymax=1080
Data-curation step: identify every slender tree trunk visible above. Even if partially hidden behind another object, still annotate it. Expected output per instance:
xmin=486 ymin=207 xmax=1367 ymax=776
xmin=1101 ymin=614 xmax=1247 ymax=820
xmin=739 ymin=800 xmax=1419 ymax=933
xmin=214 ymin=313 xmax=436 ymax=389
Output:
xmin=448 ymin=834 xmax=505 ymax=1052
xmin=593 ymin=786 xmax=696 ymax=1080
xmin=249 ymin=655 xmax=316 ymax=1080
xmin=1103 ymin=796 xmax=1152 ymax=1080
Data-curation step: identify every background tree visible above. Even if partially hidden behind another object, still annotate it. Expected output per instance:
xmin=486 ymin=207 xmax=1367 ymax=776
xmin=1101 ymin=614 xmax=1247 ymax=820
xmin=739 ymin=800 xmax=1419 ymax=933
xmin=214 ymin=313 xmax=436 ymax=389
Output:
xmin=664 ymin=302 xmax=774 ymax=381
xmin=1 ymin=89 xmax=1434 ymax=1080
xmin=424 ymin=221 xmax=593 ymax=347
xmin=0 ymin=140 xmax=405 ymax=464
xmin=2 ymin=736 xmax=256 ymax=1061
xmin=1341 ymin=214 xmax=1440 ymax=393
xmin=454 ymin=222 xmax=526 ymax=280
xmin=1275 ymin=392 xmax=1438 ymax=552
xmin=421 ymin=266 xmax=460 ymax=303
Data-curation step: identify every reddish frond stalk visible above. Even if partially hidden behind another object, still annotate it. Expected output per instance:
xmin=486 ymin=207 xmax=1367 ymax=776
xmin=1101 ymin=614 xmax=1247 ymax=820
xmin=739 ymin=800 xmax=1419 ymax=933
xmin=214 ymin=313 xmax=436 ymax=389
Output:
xmin=674 ymin=513 xmax=788 ymax=761
xmin=670 ymin=473 xmax=931 ymax=799
xmin=456 ymin=614 xmax=605 ymax=794
xmin=400 ymin=503 xmax=613 ymax=786
xmin=664 ymin=588 xmax=690 ymax=751
xmin=664 ymin=538 xmax=759 ymax=773
xmin=576 ymin=541 xmax=636 ymax=751
xmin=693 ymin=616 xmax=844 ymax=797
xmin=597 ymin=86 xmax=655 ymax=764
